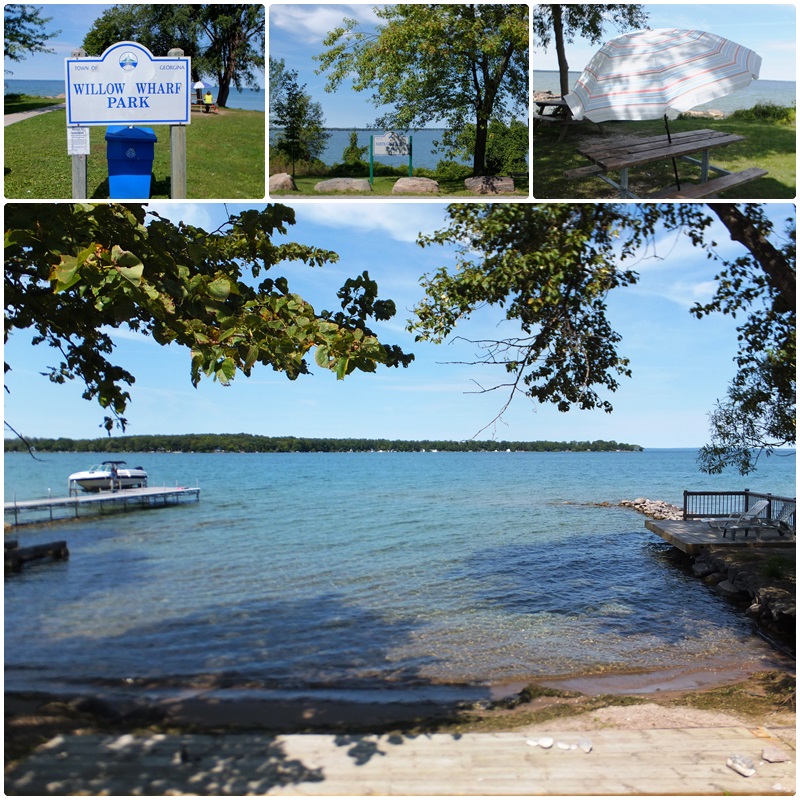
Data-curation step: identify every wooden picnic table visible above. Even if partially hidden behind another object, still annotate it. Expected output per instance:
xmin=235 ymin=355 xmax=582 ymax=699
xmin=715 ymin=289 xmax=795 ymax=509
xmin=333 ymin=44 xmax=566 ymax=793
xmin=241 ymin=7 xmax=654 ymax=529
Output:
xmin=565 ymin=128 xmax=764 ymax=198
xmin=533 ymin=97 xmax=604 ymax=141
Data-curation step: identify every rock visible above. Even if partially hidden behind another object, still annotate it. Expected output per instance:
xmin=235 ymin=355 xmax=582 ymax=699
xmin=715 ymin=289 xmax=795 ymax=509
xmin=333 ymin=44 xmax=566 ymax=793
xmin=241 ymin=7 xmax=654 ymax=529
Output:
xmin=762 ymin=745 xmax=791 ymax=763
xmin=716 ymin=579 xmax=747 ymax=598
xmin=464 ymin=175 xmax=516 ymax=194
xmin=315 ymin=178 xmax=372 ymax=193
xmin=680 ymin=109 xmax=725 ymax=119
xmin=578 ymin=738 xmax=593 ymax=753
xmin=392 ymin=177 xmax=439 ymax=194
xmin=268 ymin=172 xmax=297 ymax=191
xmin=537 ymin=737 xmax=554 ymax=749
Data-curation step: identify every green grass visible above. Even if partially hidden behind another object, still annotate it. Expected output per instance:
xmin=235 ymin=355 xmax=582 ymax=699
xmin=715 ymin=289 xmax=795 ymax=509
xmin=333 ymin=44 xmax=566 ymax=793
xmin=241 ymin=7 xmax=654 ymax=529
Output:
xmin=270 ymin=174 xmax=529 ymax=197
xmin=4 ymin=106 xmax=265 ymax=199
xmin=533 ymin=116 xmax=795 ymax=199
xmin=4 ymin=93 xmax=64 ymax=114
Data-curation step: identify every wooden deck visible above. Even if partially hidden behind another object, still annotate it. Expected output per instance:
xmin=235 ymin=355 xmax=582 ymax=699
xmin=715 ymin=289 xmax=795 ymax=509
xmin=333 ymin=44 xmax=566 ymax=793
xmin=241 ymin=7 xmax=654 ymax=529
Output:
xmin=4 ymin=727 xmax=795 ymax=795
xmin=645 ymin=518 xmax=795 ymax=555
xmin=4 ymin=486 xmax=200 ymax=527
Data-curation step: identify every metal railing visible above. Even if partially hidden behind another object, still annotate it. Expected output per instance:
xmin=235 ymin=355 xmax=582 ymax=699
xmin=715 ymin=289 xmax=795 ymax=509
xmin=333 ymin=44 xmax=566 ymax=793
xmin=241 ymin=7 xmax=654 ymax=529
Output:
xmin=683 ymin=489 xmax=796 ymax=530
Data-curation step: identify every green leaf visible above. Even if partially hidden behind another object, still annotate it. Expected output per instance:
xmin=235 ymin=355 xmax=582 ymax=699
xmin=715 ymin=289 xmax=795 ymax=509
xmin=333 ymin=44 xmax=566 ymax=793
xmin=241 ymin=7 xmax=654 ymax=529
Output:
xmin=111 ymin=246 xmax=144 ymax=285
xmin=315 ymin=345 xmax=330 ymax=368
xmin=208 ymin=276 xmax=232 ymax=302
xmin=51 ymin=256 xmax=82 ymax=292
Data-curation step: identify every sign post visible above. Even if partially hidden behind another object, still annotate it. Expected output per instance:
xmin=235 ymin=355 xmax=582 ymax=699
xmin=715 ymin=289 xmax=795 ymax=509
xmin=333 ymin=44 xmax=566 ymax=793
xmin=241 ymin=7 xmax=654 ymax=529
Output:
xmin=369 ymin=133 xmax=412 ymax=186
xmin=65 ymin=41 xmax=191 ymax=198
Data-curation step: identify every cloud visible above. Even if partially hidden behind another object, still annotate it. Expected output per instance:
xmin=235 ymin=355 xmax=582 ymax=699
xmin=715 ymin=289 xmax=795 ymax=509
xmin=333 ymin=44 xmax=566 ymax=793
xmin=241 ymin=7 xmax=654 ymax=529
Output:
xmin=295 ymin=202 xmax=449 ymax=243
xmin=269 ymin=4 xmax=382 ymax=44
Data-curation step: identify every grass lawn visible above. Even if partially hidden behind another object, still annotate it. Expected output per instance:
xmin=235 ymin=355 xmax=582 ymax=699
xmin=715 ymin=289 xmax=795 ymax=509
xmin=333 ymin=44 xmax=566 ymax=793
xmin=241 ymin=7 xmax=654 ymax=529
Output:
xmin=4 ymin=94 xmax=65 ymax=114
xmin=270 ymin=174 xmax=529 ymax=198
xmin=4 ymin=105 xmax=265 ymax=199
xmin=533 ymin=116 xmax=795 ymax=199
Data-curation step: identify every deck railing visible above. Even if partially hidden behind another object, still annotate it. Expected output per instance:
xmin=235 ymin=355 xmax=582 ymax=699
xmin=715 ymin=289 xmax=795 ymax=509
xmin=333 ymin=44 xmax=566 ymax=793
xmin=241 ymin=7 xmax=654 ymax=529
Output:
xmin=683 ymin=489 xmax=796 ymax=530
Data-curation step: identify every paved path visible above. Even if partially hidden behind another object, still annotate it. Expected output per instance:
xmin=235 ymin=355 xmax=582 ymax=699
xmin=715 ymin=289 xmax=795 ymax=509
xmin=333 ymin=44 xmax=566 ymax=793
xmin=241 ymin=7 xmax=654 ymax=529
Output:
xmin=5 ymin=726 xmax=795 ymax=795
xmin=4 ymin=103 xmax=65 ymax=126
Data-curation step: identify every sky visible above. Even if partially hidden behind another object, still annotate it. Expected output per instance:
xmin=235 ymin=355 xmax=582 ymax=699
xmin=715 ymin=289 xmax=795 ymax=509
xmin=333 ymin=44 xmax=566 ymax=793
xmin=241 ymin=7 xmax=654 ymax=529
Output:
xmin=4 ymin=202 xmax=795 ymax=449
xmin=267 ymin=2 xmax=796 ymax=128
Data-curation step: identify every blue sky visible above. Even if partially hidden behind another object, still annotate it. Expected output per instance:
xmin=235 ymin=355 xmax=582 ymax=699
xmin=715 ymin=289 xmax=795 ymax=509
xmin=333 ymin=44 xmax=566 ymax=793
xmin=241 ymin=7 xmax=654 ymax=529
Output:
xmin=535 ymin=3 xmax=796 ymax=80
xmin=4 ymin=203 xmax=794 ymax=448
xmin=268 ymin=3 xmax=795 ymax=128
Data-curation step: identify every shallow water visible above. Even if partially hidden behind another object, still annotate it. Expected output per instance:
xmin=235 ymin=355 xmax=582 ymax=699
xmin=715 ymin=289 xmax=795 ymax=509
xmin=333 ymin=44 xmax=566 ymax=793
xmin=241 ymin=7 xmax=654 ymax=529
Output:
xmin=4 ymin=449 xmax=795 ymax=701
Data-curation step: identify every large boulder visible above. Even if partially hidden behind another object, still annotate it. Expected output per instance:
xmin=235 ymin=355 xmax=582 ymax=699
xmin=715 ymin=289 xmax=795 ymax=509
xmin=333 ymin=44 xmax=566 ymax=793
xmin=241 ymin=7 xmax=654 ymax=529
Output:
xmin=269 ymin=172 xmax=296 ymax=192
xmin=314 ymin=178 xmax=372 ymax=193
xmin=392 ymin=177 xmax=439 ymax=194
xmin=464 ymin=175 xmax=516 ymax=195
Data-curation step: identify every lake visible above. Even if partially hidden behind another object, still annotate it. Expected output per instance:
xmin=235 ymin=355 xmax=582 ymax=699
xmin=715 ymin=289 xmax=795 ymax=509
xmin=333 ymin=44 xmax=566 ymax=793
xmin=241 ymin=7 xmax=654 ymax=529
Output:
xmin=534 ymin=71 xmax=796 ymax=117
xmin=4 ymin=78 xmax=265 ymax=113
xmin=5 ymin=448 xmax=794 ymax=704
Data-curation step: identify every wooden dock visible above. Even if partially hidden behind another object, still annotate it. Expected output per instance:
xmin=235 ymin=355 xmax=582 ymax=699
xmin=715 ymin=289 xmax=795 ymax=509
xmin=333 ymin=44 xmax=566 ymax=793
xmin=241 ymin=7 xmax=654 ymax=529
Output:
xmin=646 ymin=518 xmax=795 ymax=555
xmin=4 ymin=486 xmax=200 ymax=527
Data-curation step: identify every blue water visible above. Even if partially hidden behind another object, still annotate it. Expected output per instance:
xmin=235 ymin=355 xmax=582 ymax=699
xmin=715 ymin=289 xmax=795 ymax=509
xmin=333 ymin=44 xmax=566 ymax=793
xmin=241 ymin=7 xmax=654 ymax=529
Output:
xmin=269 ymin=127 xmax=472 ymax=171
xmin=4 ymin=449 xmax=795 ymax=701
xmin=534 ymin=71 xmax=796 ymax=117
xmin=4 ymin=79 xmax=265 ymax=112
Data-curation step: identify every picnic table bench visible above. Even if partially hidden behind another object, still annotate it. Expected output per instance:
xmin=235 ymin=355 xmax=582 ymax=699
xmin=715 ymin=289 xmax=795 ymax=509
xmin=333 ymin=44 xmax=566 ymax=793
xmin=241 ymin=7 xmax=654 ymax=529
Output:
xmin=191 ymin=100 xmax=218 ymax=114
xmin=533 ymin=97 xmax=604 ymax=141
xmin=564 ymin=128 xmax=765 ymax=198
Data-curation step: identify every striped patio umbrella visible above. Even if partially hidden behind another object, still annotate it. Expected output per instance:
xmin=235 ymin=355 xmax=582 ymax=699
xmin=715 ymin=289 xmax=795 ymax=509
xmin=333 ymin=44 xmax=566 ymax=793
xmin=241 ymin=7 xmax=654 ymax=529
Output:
xmin=564 ymin=29 xmax=761 ymax=123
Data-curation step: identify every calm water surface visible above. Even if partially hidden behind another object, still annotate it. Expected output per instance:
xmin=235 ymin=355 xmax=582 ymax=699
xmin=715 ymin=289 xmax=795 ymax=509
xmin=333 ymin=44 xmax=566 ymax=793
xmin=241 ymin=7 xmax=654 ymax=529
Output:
xmin=4 ymin=449 xmax=795 ymax=702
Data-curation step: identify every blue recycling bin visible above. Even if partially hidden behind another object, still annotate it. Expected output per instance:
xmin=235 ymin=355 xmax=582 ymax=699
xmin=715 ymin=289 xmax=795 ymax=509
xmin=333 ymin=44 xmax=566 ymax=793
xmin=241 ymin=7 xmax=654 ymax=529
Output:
xmin=105 ymin=126 xmax=158 ymax=198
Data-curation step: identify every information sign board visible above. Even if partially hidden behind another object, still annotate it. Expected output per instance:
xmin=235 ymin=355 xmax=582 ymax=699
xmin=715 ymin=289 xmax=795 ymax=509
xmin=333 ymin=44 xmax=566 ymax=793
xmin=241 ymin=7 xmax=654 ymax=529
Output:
xmin=67 ymin=126 xmax=90 ymax=155
xmin=65 ymin=41 xmax=190 ymax=126
xmin=372 ymin=133 xmax=410 ymax=155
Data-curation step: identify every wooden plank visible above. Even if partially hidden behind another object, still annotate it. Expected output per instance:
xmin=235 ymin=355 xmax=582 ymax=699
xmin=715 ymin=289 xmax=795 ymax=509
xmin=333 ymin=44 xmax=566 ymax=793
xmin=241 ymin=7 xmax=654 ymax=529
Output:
xmin=564 ymin=164 xmax=605 ymax=180
xmin=671 ymin=167 xmax=769 ymax=198
xmin=6 ymin=728 xmax=794 ymax=795
xmin=578 ymin=130 xmax=744 ymax=170
xmin=645 ymin=518 xmax=793 ymax=554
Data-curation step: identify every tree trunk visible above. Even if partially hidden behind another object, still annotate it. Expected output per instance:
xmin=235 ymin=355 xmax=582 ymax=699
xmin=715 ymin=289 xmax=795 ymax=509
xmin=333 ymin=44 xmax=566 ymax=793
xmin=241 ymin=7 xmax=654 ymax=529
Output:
xmin=473 ymin=115 xmax=488 ymax=176
xmin=709 ymin=204 xmax=796 ymax=314
xmin=216 ymin=74 xmax=230 ymax=108
xmin=551 ymin=5 xmax=570 ymax=97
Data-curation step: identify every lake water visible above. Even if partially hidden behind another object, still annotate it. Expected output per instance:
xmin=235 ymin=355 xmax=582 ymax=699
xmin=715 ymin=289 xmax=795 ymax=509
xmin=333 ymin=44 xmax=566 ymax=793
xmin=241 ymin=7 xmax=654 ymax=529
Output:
xmin=534 ymin=71 xmax=796 ymax=117
xmin=4 ymin=449 xmax=795 ymax=703
xmin=4 ymin=78 xmax=265 ymax=112
xmin=269 ymin=128 xmax=472 ymax=171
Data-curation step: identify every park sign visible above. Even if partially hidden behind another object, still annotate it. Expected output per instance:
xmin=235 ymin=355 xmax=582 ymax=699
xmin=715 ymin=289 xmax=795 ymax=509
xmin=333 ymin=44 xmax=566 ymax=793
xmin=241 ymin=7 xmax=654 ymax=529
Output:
xmin=65 ymin=41 xmax=191 ymax=126
xmin=369 ymin=132 xmax=413 ymax=184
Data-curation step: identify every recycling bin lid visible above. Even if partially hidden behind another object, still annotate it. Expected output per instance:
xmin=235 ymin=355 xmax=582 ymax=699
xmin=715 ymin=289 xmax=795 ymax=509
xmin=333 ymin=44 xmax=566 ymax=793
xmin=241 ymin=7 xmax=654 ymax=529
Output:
xmin=105 ymin=125 xmax=158 ymax=142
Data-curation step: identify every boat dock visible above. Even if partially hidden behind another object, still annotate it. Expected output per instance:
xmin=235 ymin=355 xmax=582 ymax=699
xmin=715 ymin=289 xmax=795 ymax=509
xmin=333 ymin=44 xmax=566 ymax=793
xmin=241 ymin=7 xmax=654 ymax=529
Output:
xmin=645 ymin=518 xmax=794 ymax=555
xmin=4 ymin=486 xmax=200 ymax=527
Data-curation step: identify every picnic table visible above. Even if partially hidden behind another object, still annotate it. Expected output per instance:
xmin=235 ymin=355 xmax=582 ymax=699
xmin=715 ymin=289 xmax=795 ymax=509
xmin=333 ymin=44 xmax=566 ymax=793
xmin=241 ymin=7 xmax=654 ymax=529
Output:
xmin=533 ymin=97 xmax=604 ymax=141
xmin=564 ymin=128 xmax=766 ymax=198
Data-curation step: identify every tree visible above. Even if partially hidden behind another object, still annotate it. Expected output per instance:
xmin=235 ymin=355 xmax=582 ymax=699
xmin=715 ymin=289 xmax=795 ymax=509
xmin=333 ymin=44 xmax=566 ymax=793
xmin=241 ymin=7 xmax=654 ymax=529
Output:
xmin=455 ymin=118 xmax=528 ymax=176
xmin=315 ymin=4 xmax=528 ymax=176
xmin=82 ymin=4 xmax=264 ymax=108
xmin=271 ymin=70 xmax=330 ymax=176
xmin=4 ymin=4 xmax=60 ymax=65
xmin=4 ymin=204 xmax=413 ymax=434
xmin=342 ymin=132 xmax=369 ymax=166
xmin=533 ymin=5 xmax=647 ymax=97
xmin=410 ymin=203 xmax=795 ymax=474
xmin=269 ymin=55 xmax=288 ymax=124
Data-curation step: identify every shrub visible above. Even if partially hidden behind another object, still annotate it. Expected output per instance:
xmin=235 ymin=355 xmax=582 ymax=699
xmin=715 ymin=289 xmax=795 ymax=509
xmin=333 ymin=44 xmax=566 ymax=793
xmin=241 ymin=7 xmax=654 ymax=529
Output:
xmin=269 ymin=152 xmax=328 ymax=177
xmin=433 ymin=160 xmax=474 ymax=181
xmin=729 ymin=103 xmax=796 ymax=123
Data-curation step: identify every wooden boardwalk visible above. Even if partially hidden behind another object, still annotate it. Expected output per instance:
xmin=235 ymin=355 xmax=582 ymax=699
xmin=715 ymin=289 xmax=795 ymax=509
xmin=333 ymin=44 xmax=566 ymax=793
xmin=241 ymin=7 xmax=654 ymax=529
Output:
xmin=646 ymin=518 xmax=795 ymax=555
xmin=4 ymin=486 xmax=200 ymax=527
xmin=5 ymin=726 xmax=795 ymax=795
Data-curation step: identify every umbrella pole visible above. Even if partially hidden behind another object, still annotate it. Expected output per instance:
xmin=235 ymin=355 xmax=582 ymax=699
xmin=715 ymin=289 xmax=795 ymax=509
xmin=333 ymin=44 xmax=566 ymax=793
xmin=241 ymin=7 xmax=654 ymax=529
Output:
xmin=664 ymin=114 xmax=681 ymax=191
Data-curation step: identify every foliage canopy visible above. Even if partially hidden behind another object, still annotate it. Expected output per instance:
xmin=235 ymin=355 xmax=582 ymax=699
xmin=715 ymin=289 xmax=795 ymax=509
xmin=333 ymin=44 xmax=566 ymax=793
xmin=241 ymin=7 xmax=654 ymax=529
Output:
xmin=314 ymin=3 xmax=528 ymax=175
xmin=4 ymin=4 xmax=60 ymax=63
xmin=4 ymin=203 xmax=413 ymax=434
xmin=411 ymin=203 xmax=795 ymax=473
xmin=82 ymin=4 xmax=264 ymax=107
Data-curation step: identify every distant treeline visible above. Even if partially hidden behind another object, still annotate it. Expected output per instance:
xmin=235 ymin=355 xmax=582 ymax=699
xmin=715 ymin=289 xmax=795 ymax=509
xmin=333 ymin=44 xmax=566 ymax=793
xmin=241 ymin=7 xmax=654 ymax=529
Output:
xmin=5 ymin=434 xmax=643 ymax=454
